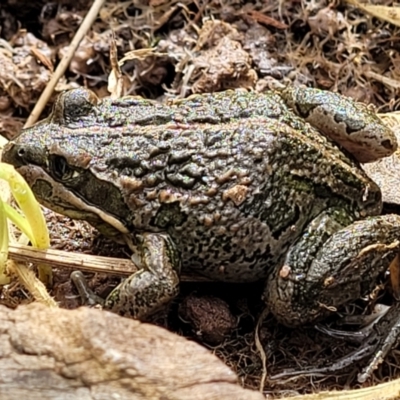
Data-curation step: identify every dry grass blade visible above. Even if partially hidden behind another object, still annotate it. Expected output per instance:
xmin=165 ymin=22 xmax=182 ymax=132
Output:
xmin=255 ymin=307 xmax=270 ymax=392
xmin=283 ymin=376 xmax=400 ymax=399
xmin=7 ymin=260 xmax=57 ymax=308
xmin=119 ymin=48 xmax=166 ymax=64
xmin=7 ymin=243 xmax=211 ymax=282
xmin=243 ymin=10 xmax=288 ymax=29
xmin=365 ymin=71 xmax=400 ymax=90
xmin=30 ymin=47 xmax=54 ymax=73
xmin=108 ymin=35 xmax=123 ymax=98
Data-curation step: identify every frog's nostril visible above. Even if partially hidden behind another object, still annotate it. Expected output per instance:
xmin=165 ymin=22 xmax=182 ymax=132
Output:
xmin=17 ymin=147 xmax=26 ymax=158
xmin=1 ymin=143 xmax=27 ymax=167
xmin=381 ymin=139 xmax=394 ymax=150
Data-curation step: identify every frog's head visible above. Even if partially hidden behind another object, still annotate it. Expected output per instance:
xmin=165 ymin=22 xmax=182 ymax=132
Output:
xmin=2 ymin=88 xmax=131 ymax=239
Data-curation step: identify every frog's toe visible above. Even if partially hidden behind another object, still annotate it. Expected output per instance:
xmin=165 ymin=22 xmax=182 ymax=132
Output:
xmin=70 ymin=271 xmax=105 ymax=307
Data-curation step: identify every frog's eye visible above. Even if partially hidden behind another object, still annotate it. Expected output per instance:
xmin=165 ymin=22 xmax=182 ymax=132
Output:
xmin=50 ymin=155 xmax=78 ymax=181
xmin=52 ymin=88 xmax=99 ymax=125
xmin=63 ymin=89 xmax=98 ymax=122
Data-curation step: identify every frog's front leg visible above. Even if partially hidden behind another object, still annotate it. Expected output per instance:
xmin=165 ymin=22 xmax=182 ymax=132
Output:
xmin=105 ymin=232 xmax=181 ymax=319
xmin=265 ymin=211 xmax=400 ymax=327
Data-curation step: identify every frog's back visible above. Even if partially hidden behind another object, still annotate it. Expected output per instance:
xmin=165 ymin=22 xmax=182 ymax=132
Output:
xmin=73 ymin=92 xmax=380 ymax=281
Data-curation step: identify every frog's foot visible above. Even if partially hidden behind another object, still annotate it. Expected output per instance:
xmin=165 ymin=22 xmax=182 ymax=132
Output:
xmin=315 ymin=303 xmax=390 ymax=344
xmin=270 ymin=301 xmax=400 ymax=382
xmin=269 ymin=342 xmax=373 ymax=381
xmin=265 ymin=213 xmax=400 ymax=327
xmin=105 ymin=233 xmax=181 ymax=319
xmin=357 ymin=300 xmax=400 ymax=382
xmin=70 ymin=271 xmax=105 ymax=306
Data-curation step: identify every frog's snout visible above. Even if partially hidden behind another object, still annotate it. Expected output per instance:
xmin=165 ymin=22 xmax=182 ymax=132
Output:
xmin=2 ymin=142 xmax=47 ymax=169
xmin=2 ymin=142 xmax=22 ymax=167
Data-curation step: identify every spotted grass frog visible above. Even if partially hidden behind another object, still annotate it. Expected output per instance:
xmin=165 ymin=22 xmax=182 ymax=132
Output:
xmin=3 ymin=87 xmax=400 ymax=379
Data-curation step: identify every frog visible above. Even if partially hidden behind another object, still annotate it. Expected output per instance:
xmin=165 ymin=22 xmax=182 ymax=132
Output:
xmin=3 ymin=87 xmax=400 ymax=333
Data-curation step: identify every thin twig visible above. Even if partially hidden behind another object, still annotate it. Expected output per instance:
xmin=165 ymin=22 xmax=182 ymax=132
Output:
xmin=7 ymin=243 xmax=211 ymax=282
xmin=255 ymin=306 xmax=270 ymax=392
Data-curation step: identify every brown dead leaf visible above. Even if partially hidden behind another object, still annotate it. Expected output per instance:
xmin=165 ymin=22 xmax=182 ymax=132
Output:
xmin=243 ymin=10 xmax=288 ymax=29
xmin=30 ymin=47 xmax=54 ymax=72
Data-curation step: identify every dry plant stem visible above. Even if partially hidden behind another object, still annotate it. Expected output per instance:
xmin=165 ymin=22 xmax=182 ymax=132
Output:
xmin=255 ymin=307 xmax=269 ymax=393
xmin=24 ymin=0 xmax=107 ymax=127
xmin=7 ymin=260 xmax=57 ymax=308
xmin=284 ymin=376 xmax=400 ymax=400
xmin=108 ymin=35 xmax=123 ymax=98
xmin=7 ymin=243 xmax=211 ymax=282
xmin=344 ymin=0 xmax=400 ymax=28
xmin=366 ymin=71 xmax=400 ymax=90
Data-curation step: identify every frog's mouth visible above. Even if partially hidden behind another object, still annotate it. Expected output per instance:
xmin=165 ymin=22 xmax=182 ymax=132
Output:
xmin=11 ymin=163 xmax=129 ymax=240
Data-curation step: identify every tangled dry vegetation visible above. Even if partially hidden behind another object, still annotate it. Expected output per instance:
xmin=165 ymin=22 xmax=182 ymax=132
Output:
xmin=2 ymin=0 xmax=400 ymax=398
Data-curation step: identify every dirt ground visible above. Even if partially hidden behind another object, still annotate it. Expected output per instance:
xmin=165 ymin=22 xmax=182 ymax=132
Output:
xmin=2 ymin=0 xmax=400 ymax=397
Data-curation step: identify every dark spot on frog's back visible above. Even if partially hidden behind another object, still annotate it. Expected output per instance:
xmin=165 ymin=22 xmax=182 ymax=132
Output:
xmin=179 ymin=163 xmax=204 ymax=178
xmin=107 ymin=156 xmax=141 ymax=170
xmin=148 ymin=142 xmax=172 ymax=158
xmin=152 ymin=202 xmax=187 ymax=229
xmin=166 ymin=172 xmax=196 ymax=189
xmin=168 ymin=151 xmax=193 ymax=165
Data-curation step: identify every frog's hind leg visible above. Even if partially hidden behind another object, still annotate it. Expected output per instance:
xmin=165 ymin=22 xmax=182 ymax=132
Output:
xmin=105 ymin=233 xmax=181 ymax=319
xmin=265 ymin=211 xmax=400 ymax=327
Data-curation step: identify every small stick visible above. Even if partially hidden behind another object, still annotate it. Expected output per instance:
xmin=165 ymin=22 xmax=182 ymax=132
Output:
xmin=7 ymin=243 xmax=210 ymax=282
